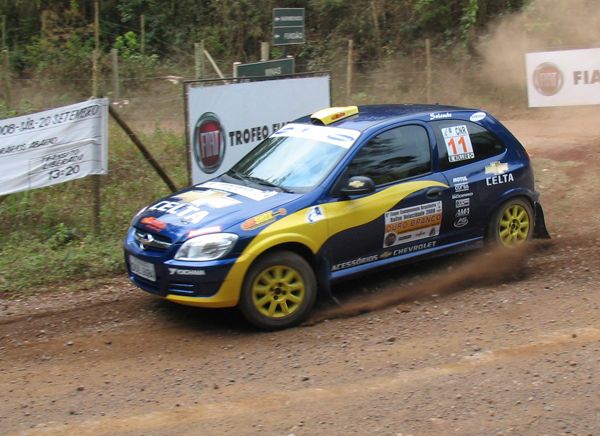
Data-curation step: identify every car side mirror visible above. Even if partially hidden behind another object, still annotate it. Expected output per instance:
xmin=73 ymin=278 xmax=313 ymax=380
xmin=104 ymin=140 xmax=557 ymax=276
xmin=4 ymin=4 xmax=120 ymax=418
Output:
xmin=340 ymin=176 xmax=376 ymax=197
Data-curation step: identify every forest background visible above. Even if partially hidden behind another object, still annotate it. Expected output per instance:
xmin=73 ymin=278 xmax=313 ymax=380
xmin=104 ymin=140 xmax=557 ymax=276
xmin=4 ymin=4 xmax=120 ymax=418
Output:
xmin=0 ymin=0 xmax=596 ymax=293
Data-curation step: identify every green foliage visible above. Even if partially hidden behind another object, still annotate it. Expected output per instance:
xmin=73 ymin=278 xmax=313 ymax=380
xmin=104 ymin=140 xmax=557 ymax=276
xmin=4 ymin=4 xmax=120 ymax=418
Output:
xmin=0 ymin=0 xmax=534 ymax=294
xmin=114 ymin=31 xmax=141 ymax=59
xmin=113 ymin=31 xmax=158 ymax=81
xmin=0 ymin=124 xmax=188 ymax=294
xmin=0 ymin=232 xmax=124 ymax=292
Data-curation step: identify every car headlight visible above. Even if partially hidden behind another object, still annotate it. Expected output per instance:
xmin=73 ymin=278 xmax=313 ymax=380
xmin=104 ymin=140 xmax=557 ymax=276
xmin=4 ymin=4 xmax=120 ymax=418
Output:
xmin=174 ymin=233 xmax=238 ymax=261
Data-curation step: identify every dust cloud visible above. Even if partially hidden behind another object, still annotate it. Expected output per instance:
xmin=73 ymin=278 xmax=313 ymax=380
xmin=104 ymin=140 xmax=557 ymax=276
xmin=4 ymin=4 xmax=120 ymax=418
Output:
xmin=305 ymin=241 xmax=553 ymax=326
xmin=477 ymin=0 xmax=600 ymax=90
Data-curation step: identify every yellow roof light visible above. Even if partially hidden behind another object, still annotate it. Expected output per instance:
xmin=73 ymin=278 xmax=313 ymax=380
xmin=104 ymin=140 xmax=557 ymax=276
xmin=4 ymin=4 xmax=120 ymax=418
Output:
xmin=310 ymin=106 xmax=359 ymax=125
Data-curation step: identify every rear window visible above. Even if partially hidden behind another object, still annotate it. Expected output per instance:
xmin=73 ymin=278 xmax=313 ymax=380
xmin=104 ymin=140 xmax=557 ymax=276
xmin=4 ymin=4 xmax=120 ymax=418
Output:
xmin=430 ymin=120 xmax=506 ymax=170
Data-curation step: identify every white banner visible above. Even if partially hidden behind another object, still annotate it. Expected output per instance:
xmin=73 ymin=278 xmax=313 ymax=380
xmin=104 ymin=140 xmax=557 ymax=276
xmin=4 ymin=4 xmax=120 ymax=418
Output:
xmin=526 ymin=48 xmax=600 ymax=107
xmin=187 ymin=75 xmax=330 ymax=183
xmin=0 ymin=98 xmax=109 ymax=196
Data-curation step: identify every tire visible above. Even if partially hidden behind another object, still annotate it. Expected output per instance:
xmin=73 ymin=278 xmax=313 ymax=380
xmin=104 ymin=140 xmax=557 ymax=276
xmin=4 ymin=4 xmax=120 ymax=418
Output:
xmin=488 ymin=197 xmax=534 ymax=248
xmin=238 ymin=251 xmax=317 ymax=330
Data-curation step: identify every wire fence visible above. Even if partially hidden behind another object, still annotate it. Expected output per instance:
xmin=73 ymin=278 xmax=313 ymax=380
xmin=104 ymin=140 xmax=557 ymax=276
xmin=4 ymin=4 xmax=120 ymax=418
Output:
xmin=0 ymin=42 xmax=530 ymax=241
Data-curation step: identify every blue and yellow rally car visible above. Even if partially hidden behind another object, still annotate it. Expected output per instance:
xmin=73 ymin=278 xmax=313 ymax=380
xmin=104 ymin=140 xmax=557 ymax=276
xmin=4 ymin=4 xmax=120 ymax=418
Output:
xmin=124 ymin=105 xmax=549 ymax=329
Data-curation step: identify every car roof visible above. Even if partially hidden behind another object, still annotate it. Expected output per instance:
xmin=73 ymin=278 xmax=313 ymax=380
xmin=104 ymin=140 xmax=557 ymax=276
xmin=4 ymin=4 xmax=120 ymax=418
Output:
xmin=294 ymin=104 xmax=478 ymax=132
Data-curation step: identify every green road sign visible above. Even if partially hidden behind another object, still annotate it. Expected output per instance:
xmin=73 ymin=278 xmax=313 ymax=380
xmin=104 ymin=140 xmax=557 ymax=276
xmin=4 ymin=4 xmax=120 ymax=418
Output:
xmin=273 ymin=8 xmax=305 ymax=46
xmin=235 ymin=58 xmax=295 ymax=78
xmin=273 ymin=27 xmax=305 ymax=45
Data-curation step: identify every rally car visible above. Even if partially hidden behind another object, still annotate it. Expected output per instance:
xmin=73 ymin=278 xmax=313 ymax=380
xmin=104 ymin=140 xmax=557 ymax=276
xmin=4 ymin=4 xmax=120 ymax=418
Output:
xmin=124 ymin=104 xmax=549 ymax=330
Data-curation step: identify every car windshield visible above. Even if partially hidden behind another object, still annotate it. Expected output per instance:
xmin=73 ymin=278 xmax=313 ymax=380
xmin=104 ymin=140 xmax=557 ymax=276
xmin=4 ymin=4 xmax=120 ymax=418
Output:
xmin=228 ymin=123 xmax=361 ymax=193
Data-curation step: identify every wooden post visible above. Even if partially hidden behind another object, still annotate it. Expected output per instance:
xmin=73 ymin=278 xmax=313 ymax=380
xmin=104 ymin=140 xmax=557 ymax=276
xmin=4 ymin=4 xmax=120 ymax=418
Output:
xmin=1 ymin=15 xmax=5 ymax=49
xmin=2 ymin=49 xmax=9 ymax=110
xmin=91 ymin=0 xmax=101 ymax=235
xmin=232 ymin=61 xmax=240 ymax=79
xmin=260 ymin=42 xmax=269 ymax=61
xmin=425 ymin=38 xmax=432 ymax=104
xmin=371 ymin=1 xmax=381 ymax=54
xmin=140 ymin=14 xmax=145 ymax=55
xmin=1 ymin=15 xmax=7 ymax=109
xmin=40 ymin=10 xmax=48 ymax=47
xmin=111 ymin=48 xmax=119 ymax=100
xmin=109 ymin=106 xmax=177 ymax=193
xmin=194 ymin=41 xmax=204 ymax=80
xmin=346 ymin=39 xmax=353 ymax=101
xmin=203 ymin=48 xmax=224 ymax=79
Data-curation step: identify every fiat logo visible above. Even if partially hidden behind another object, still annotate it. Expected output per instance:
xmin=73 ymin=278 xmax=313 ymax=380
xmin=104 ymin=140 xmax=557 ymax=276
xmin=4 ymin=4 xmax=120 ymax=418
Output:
xmin=532 ymin=63 xmax=563 ymax=96
xmin=193 ymin=112 xmax=226 ymax=174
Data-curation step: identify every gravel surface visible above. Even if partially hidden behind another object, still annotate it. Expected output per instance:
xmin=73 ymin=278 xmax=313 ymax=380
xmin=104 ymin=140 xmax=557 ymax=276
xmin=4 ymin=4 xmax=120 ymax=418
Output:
xmin=1 ymin=112 xmax=600 ymax=435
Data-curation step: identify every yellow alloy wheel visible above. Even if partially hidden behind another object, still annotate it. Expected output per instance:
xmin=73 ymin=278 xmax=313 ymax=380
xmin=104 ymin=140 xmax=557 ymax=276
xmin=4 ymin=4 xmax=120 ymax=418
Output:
xmin=251 ymin=265 xmax=305 ymax=318
xmin=240 ymin=250 xmax=317 ymax=330
xmin=497 ymin=202 xmax=531 ymax=247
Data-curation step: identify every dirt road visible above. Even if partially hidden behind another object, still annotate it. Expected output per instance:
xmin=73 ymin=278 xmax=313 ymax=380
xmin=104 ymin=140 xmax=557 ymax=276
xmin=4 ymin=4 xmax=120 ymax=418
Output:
xmin=2 ymin=110 xmax=600 ymax=435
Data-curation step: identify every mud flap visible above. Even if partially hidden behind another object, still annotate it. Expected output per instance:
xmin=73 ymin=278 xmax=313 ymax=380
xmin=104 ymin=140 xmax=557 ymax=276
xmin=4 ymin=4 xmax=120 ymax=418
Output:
xmin=317 ymin=257 xmax=341 ymax=306
xmin=533 ymin=203 xmax=551 ymax=239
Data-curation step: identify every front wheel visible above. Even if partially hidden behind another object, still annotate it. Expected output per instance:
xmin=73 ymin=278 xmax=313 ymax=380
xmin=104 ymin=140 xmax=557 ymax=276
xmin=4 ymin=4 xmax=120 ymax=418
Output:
xmin=238 ymin=251 xmax=317 ymax=330
xmin=488 ymin=198 xmax=534 ymax=248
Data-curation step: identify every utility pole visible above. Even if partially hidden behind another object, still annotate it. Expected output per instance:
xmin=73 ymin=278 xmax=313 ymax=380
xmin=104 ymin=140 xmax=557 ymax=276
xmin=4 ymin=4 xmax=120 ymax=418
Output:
xmin=111 ymin=48 xmax=119 ymax=100
xmin=425 ymin=38 xmax=432 ymax=104
xmin=194 ymin=41 xmax=205 ymax=80
xmin=346 ymin=39 xmax=354 ymax=101
xmin=91 ymin=0 xmax=101 ymax=235
xmin=1 ymin=15 xmax=5 ymax=49
xmin=140 ymin=14 xmax=145 ymax=55
xmin=1 ymin=15 xmax=9 ymax=109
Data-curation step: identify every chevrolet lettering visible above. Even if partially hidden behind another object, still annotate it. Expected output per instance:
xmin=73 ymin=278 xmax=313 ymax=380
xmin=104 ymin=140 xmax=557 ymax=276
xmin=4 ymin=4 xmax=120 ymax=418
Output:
xmin=124 ymin=104 xmax=549 ymax=330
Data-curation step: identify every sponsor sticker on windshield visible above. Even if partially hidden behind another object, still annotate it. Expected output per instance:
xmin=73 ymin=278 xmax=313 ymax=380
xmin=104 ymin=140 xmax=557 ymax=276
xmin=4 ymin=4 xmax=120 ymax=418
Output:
xmin=272 ymin=123 xmax=360 ymax=149
xmin=200 ymin=181 xmax=278 ymax=201
xmin=175 ymin=189 xmax=241 ymax=208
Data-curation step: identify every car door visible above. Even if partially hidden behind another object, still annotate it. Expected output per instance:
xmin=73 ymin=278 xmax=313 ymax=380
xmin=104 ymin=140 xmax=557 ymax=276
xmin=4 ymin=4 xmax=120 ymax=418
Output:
xmin=429 ymin=118 xmax=509 ymax=241
xmin=318 ymin=123 xmax=454 ymax=273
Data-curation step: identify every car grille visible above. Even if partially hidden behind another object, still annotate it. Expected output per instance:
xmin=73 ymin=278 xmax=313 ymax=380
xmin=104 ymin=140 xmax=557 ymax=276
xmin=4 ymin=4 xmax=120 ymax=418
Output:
xmin=134 ymin=229 xmax=172 ymax=251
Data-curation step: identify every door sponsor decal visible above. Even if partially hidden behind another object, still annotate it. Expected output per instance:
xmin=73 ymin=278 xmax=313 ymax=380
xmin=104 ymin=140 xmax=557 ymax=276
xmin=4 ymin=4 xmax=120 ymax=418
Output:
xmin=455 ymin=198 xmax=470 ymax=208
xmin=331 ymin=241 xmax=438 ymax=272
xmin=306 ymin=206 xmax=325 ymax=223
xmin=451 ymin=176 xmax=472 ymax=227
xmin=383 ymin=201 xmax=442 ymax=248
xmin=454 ymin=217 xmax=469 ymax=228
xmin=241 ymin=208 xmax=287 ymax=231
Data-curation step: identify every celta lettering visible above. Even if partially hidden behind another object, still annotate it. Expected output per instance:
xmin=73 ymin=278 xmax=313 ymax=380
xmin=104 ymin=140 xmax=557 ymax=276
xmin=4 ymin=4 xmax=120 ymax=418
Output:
xmin=148 ymin=201 xmax=208 ymax=224
xmin=486 ymin=173 xmax=515 ymax=186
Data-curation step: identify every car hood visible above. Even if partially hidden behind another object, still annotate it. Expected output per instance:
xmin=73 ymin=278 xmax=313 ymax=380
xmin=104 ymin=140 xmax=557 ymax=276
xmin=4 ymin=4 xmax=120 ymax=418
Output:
xmin=132 ymin=179 xmax=301 ymax=243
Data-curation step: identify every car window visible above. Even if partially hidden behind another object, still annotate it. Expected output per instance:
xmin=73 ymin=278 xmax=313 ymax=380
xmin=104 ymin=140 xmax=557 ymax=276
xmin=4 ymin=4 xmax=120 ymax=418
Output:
xmin=430 ymin=120 xmax=507 ymax=170
xmin=345 ymin=125 xmax=432 ymax=186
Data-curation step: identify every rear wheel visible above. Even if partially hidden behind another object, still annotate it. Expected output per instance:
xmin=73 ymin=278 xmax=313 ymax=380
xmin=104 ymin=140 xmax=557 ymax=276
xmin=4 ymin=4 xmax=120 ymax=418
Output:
xmin=488 ymin=198 xmax=533 ymax=247
xmin=238 ymin=251 xmax=317 ymax=330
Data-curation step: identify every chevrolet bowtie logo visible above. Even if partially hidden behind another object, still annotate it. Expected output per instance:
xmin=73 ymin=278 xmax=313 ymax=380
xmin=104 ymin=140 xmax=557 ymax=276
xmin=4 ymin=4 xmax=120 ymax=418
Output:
xmin=135 ymin=232 xmax=154 ymax=250
xmin=485 ymin=161 xmax=509 ymax=175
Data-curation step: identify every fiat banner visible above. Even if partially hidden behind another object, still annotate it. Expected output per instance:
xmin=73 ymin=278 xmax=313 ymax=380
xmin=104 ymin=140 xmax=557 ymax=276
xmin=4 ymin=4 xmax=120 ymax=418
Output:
xmin=186 ymin=74 xmax=330 ymax=183
xmin=526 ymin=48 xmax=600 ymax=107
xmin=0 ymin=98 xmax=109 ymax=196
